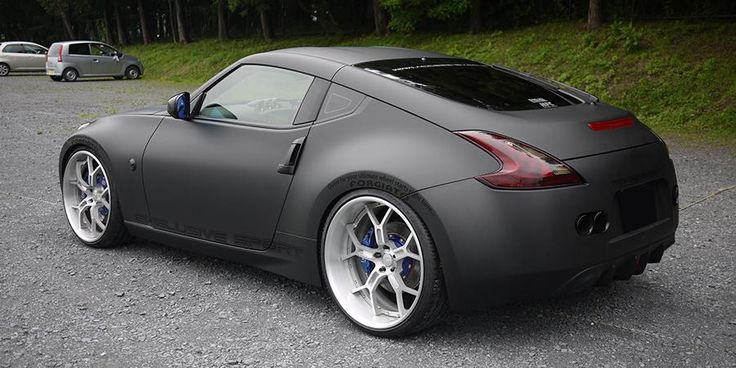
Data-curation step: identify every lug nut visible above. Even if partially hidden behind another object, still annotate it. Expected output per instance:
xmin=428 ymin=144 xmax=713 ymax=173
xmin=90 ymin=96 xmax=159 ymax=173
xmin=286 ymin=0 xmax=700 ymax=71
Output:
xmin=390 ymin=267 xmax=395 ymax=272
xmin=374 ymin=252 xmax=382 ymax=258
xmin=379 ymin=267 xmax=386 ymax=272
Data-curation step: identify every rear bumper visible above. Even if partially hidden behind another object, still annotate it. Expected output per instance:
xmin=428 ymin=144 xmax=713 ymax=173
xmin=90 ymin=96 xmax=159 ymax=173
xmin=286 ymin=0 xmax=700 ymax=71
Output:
xmin=405 ymin=141 xmax=679 ymax=311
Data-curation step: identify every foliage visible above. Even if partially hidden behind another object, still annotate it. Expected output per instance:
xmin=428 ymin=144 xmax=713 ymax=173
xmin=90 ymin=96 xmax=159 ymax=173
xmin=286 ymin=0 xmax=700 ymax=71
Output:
xmin=125 ymin=21 xmax=736 ymax=142
xmin=380 ymin=0 xmax=470 ymax=33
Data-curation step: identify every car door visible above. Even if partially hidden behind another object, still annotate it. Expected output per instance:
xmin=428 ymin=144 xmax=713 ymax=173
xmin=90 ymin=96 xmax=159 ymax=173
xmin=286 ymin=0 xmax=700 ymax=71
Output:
xmin=89 ymin=43 xmax=120 ymax=76
xmin=66 ymin=43 xmax=94 ymax=75
xmin=1 ymin=44 xmax=26 ymax=70
xmin=143 ymin=64 xmax=328 ymax=250
xmin=22 ymin=44 xmax=47 ymax=70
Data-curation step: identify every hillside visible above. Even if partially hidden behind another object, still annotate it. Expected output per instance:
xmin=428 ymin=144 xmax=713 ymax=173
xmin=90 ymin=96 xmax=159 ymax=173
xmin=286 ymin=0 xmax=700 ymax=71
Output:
xmin=126 ymin=21 xmax=736 ymax=141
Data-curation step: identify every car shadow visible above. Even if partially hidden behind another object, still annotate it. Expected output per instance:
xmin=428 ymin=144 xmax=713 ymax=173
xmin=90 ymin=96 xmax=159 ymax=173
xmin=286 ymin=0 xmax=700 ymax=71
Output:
xmin=116 ymin=237 xmax=677 ymax=341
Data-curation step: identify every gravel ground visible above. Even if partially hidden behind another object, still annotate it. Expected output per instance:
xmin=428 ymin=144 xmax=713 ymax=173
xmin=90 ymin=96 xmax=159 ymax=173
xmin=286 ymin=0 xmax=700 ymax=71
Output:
xmin=1 ymin=75 xmax=735 ymax=367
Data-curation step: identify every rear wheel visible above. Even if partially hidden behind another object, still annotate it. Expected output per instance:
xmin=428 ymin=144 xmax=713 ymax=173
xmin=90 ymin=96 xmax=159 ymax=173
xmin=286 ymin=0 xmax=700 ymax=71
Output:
xmin=125 ymin=66 xmax=140 ymax=80
xmin=50 ymin=76 xmax=62 ymax=82
xmin=62 ymin=68 xmax=78 ymax=82
xmin=0 ymin=63 xmax=9 ymax=76
xmin=321 ymin=189 xmax=448 ymax=337
xmin=61 ymin=147 xmax=129 ymax=248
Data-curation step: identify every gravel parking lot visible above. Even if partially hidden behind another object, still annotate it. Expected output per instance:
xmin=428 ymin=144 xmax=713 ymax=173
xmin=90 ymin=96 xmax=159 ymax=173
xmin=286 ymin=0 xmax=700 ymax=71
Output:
xmin=1 ymin=75 xmax=734 ymax=367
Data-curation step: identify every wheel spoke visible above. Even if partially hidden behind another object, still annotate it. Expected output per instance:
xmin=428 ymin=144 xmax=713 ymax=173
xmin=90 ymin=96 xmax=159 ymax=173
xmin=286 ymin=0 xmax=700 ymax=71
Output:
xmin=91 ymin=207 xmax=106 ymax=232
xmin=387 ymin=274 xmax=408 ymax=317
xmin=86 ymin=156 xmax=95 ymax=186
xmin=342 ymin=223 xmax=379 ymax=261
xmin=365 ymin=204 xmax=392 ymax=246
xmin=75 ymin=161 xmax=92 ymax=189
xmin=351 ymin=268 xmax=385 ymax=317
xmin=392 ymin=241 xmax=421 ymax=262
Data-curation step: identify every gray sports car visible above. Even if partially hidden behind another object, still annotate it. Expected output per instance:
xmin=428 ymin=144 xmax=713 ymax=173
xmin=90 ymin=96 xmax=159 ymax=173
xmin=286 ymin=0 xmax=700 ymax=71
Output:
xmin=59 ymin=47 xmax=679 ymax=336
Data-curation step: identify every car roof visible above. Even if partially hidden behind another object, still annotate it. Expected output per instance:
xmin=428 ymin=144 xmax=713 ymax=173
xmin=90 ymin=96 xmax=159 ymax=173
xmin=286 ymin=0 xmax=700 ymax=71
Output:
xmin=1 ymin=41 xmax=45 ymax=46
xmin=236 ymin=46 xmax=458 ymax=80
xmin=272 ymin=47 xmax=454 ymax=66
xmin=51 ymin=41 xmax=109 ymax=45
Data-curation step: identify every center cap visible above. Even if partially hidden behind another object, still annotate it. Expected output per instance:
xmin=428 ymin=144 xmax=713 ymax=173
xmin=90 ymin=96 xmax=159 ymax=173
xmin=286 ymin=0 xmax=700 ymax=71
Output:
xmin=381 ymin=253 xmax=393 ymax=268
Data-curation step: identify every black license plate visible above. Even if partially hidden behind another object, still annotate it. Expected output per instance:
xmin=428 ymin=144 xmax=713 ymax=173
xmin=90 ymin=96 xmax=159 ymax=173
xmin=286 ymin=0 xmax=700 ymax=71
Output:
xmin=618 ymin=182 xmax=659 ymax=233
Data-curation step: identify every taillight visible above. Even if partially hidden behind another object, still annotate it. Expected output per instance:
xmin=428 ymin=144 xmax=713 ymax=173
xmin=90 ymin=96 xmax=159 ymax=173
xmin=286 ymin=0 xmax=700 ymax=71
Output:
xmin=57 ymin=45 xmax=63 ymax=62
xmin=587 ymin=116 xmax=633 ymax=131
xmin=456 ymin=131 xmax=584 ymax=189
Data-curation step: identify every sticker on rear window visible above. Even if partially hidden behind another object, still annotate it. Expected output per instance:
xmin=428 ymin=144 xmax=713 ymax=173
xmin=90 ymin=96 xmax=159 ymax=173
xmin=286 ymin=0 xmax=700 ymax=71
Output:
xmin=528 ymin=98 xmax=557 ymax=108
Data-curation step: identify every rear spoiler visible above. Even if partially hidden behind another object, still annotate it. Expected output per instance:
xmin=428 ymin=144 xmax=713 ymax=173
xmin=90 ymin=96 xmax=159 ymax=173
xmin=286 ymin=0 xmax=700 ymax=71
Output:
xmin=491 ymin=64 xmax=599 ymax=105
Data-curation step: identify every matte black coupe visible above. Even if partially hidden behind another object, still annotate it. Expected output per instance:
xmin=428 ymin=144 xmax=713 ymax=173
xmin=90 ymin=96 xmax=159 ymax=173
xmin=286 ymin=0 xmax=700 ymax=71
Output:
xmin=60 ymin=47 xmax=679 ymax=336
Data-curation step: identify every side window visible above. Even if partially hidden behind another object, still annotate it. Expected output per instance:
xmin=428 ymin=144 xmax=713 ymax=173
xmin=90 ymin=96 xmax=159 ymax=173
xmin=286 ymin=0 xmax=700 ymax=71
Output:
xmin=316 ymin=84 xmax=365 ymax=122
xmin=68 ymin=43 xmax=90 ymax=56
xmin=91 ymin=43 xmax=117 ymax=57
xmin=24 ymin=44 xmax=46 ymax=54
xmin=3 ymin=44 xmax=25 ymax=53
xmin=198 ymin=65 xmax=314 ymax=127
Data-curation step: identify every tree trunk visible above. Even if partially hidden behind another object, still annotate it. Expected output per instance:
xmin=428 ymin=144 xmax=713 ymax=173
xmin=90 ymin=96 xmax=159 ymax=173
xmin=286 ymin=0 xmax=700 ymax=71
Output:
xmin=56 ymin=1 xmax=76 ymax=39
xmin=587 ymin=0 xmax=602 ymax=30
xmin=103 ymin=7 xmax=114 ymax=44
xmin=217 ymin=0 xmax=228 ymax=41
xmin=168 ymin=0 xmax=178 ymax=42
xmin=371 ymin=0 xmax=388 ymax=36
xmin=137 ymin=0 xmax=152 ymax=44
xmin=174 ymin=0 xmax=190 ymax=43
xmin=259 ymin=9 xmax=273 ymax=41
xmin=113 ymin=0 xmax=129 ymax=45
xmin=470 ymin=0 xmax=483 ymax=33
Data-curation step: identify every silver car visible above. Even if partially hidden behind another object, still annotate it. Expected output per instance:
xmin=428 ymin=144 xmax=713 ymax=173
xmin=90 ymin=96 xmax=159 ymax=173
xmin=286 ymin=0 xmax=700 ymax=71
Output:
xmin=46 ymin=41 xmax=144 ymax=82
xmin=0 ymin=41 xmax=48 ymax=76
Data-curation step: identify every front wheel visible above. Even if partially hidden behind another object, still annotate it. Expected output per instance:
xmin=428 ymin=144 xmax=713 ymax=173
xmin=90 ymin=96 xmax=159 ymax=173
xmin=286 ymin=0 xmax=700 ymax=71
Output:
xmin=61 ymin=147 xmax=129 ymax=248
xmin=321 ymin=190 xmax=448 ymax=337
xmin=125 ymin=66 xmax=140 ymax=80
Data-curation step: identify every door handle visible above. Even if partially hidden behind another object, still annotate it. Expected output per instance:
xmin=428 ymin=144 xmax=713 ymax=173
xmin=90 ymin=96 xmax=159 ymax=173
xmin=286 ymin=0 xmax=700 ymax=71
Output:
xmin=277 ymin=137 xmax=306 ymax=175
xmin=93 ymin=59 xmax=99 ymax=63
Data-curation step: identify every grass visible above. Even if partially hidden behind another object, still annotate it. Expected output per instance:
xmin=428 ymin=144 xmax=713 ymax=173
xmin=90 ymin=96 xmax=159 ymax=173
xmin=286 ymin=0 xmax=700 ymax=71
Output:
xmin=125 ymin=21 xmax=736 ymax=143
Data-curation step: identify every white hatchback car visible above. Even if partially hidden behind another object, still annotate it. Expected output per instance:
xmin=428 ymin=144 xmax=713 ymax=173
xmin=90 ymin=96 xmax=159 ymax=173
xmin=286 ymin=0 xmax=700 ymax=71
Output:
xmin=0 ymin=41 xmax=48 ymax=76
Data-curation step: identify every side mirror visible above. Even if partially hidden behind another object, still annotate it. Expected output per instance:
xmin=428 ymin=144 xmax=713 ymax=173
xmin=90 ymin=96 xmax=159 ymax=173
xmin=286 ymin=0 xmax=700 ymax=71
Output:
xmin=167 ymin=92 xmax=191 ymax=120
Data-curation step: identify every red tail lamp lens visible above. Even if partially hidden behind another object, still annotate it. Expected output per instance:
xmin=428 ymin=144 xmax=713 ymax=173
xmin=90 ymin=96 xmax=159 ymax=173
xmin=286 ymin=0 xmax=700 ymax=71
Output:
xmin=587 ymin=117 xmax=634 ymax=131
xmin=58 ymin=45 xmax=63 ymax=62
xmin=456 ymin=131 xmax=584 ymax=189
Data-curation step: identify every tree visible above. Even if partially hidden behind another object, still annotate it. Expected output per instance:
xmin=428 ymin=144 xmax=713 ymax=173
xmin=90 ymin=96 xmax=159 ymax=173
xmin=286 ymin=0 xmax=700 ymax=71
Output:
xmin=37 ymin=0 xmax=76 ymax=39
xmin=372 ymin=0 xmax=388 ymax=35
xmin=470 ymin=0 xmax=483 ymax=33
xmin=137 ymin=0 xmax=152 ymax=44
xmin=587 ymin=0 xmax=602 ymax=30
xmin=103 ymin=5 xmax=115 ymax=44
xmin=168 ymin=0 xmax=178 ymax=42
xmin=380 ymin=0 xmax=470 ymax=33
xmin=217 ymin=0 xmax=229 ymax=41
xmin=113 ymin=0 xmax=129 ymax=44
xmin=175 ymin=0 xmax=190 ymax=43
xmin=228 ymin=0 xmax=273 ymax=41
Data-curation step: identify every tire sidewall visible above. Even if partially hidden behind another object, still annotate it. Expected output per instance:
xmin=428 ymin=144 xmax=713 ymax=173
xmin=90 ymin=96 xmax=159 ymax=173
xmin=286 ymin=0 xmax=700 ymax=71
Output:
xmin=320 ymin=188 xmax=445 ymax=336
xmin=63 ymin=68 xmax=78 ymax=82
xmin=0 ymin=63 xmax=9 ymax=76
xmin=62 ymin=141 xmax=125 ymax=248
xmin=125 ymin=66 xmax=139 ymax=80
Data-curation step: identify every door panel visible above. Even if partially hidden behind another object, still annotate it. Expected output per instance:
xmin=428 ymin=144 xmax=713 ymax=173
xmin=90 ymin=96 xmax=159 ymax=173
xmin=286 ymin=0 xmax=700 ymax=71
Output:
xmin=143 ymin=119 xmax=310 ymax=250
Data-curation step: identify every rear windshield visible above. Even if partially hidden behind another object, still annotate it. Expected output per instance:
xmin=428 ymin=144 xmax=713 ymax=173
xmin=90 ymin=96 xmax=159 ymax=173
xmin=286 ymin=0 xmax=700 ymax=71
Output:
xmin=356 ymin=58 xmax=578 ymax=111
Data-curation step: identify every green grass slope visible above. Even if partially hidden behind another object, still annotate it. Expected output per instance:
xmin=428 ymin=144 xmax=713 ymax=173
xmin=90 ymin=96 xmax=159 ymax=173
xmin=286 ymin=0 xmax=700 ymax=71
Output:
xmin=126 ymin=21 xmax=736 ymax=142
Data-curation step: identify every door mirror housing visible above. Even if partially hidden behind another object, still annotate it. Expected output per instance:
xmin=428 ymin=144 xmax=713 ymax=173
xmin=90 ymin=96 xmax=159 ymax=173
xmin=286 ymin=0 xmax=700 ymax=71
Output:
xmin=167 ymin=92 xmax=191 ymax=120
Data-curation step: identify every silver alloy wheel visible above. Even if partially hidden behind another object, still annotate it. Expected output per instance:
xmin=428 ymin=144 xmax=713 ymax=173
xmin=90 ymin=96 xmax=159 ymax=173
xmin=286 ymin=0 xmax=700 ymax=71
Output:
xmin=127 ymin=67 xmax=139 ymax=79
xmin=0 ymin=64 xmax=9 ymax=76
xmin=64 ymin=69 xmax=77 ymax=81
xmin=324 ymin=196 xmax=424 ymax=330
xmin=62 ymin=150 xmax=112 ymax=242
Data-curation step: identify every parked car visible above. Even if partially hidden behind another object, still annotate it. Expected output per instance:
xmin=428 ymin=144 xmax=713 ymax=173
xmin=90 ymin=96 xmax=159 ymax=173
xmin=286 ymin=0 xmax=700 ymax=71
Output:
xmin=46 ymin=41 xmax=144 ymax=82
xmin=58 ymin=47 xmax=678 ymax=336
xmin=0 ymin=41 xmax=48 ymax=76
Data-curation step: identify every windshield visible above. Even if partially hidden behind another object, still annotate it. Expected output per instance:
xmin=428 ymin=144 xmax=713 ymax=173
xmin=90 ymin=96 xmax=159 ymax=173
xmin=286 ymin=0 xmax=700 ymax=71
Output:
xmin=356 ymin=58 xmax=579 ymax=111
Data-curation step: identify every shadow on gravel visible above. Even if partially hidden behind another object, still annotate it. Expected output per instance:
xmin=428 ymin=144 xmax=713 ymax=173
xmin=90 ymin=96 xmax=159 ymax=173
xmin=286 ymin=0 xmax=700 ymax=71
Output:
xmin=114 ymin=237 xmax=675 ymax=340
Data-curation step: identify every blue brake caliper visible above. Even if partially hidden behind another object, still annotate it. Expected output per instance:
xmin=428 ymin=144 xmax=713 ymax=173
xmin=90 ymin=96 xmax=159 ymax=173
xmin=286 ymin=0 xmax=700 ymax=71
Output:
xmin=360 ymin=228 xmax=413 ymax=278
xmin=95 ymin=175 xmax=109 ymax=218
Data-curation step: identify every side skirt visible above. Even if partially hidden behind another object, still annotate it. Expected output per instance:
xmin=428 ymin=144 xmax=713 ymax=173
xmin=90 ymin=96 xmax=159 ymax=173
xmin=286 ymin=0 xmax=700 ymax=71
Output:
xmin=125 ymin=221 xmax=322 ymax=286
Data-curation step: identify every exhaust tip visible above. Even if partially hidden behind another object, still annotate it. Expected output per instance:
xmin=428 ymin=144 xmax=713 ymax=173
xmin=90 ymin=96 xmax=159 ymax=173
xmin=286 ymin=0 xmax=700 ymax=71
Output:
xmin=592 ymin=211 xmax=609 ymax=234
xmin=575 ymin=213 xmax=594 ymax=236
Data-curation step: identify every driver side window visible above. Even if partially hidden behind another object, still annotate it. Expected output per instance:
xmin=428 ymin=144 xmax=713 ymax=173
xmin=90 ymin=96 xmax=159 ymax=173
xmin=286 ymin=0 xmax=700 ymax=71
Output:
xmin=197 ymin=65 xmax=314 ymax=127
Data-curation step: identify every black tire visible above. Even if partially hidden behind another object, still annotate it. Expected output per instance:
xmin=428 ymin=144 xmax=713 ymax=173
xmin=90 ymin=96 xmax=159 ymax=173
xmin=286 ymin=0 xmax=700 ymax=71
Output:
xmin=125 ymin=66 xmax=140 ymax=80
xmin=0 ymin=63 xmax=9 ymax=76
xmin=50 ymin=76 xmax=63 ymax=82
xmin=62 ymin=68 xmax=78 ymax=82
xmin=320 ymin=189 xmax=448 ymax=337
xmin=61 ymin=143 xmax=130 ymax=248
